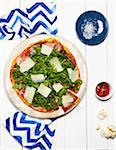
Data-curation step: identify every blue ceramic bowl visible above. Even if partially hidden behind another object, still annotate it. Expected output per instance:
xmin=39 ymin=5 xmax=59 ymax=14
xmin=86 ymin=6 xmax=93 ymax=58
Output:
xmin=75 ymin=11 xmax=109 ymax=45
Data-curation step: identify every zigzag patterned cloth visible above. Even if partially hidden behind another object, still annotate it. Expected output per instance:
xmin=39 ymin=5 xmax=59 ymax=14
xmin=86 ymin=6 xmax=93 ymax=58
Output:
xmin=3 ymin=1 xmax=58 ymax=149
xmin=5 ymin=112 xmax=56 ymax=150
xmin=0 ymin=0 xmax=58 ymax=40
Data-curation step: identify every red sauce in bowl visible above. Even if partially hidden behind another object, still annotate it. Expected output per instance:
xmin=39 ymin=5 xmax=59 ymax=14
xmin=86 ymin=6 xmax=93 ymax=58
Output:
xmin=96 ymin=82 xmax=110 ymax=98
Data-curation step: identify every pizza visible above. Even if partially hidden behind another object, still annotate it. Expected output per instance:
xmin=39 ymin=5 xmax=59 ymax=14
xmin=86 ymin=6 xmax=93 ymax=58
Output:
xmin=5 ymin=34 xmax=87 ymax=118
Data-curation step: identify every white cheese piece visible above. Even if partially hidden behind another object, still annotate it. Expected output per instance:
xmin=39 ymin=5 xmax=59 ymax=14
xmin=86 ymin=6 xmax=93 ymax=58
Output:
xmin=67 ymin=68 xmax=73 ymax=77
xmin=53 ymin=83 xmax=63 ymax=92
xmin=24 ymin=86 xmax=36 ymax=103
xmin=19 ymin=57 xmax=35 ymax=73
xmin=31 ymin=74 xmax=45 ymax=83
xmin=97 ymin=109 xmax=107 ymax=120
xmin=62 ymin=93 xmax=74 ymax=107
xmin=50 ymin=57 xmax=63 ymax=72
xmin=71 ymin=70 xmax=79 ymax=82
xmin=30 ymin=47 xmax=36 ymax=56
xmin=16 ymin=57 xmax=23 ymax=65
xmin=67 ymin=68 xmax=79 ymax=82
xmin=38 ymin=83 xmax=52 ymax=98
xmin=41 ymin=44 xmax=53 ymax=56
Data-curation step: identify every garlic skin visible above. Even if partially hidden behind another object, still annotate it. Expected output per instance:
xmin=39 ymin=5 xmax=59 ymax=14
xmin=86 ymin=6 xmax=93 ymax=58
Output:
xmin=100 ymin=125 xmax=116 ymax=139
xmin=96 ymin=123 xmax=100 ymax=131
xmin=97 ymin=109 xmax=107 ymax=120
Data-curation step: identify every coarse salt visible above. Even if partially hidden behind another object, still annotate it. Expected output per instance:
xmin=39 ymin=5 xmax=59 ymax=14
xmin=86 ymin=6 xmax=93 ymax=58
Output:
xmin=82 ymin=21 xmax=97 ymax=40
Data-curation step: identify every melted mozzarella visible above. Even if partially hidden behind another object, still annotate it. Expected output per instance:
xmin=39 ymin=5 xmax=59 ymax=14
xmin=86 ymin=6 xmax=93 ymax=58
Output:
xmin=53 ymin=83 xmax=63 ymax=92
xmin=50 ymin=57 xmax=63 ymax=72
xmin=19 ymin=57 xmax=35 ymax=73
xmin=24 ymin=86 xmax=36 ymax=103
xmin=62 ymin=93 xmax=74 ymax=107
xmin=31 ymin=74 xmax=45 ymax=83
xmin=38 ymin=83 xmax=52 ymax=98
xmin=41 ymin=44 xmax=53 ymax=56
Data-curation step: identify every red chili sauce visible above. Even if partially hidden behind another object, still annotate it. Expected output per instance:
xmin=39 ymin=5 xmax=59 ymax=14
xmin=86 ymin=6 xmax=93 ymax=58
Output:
xmin=96 ymin=82 xmax=110 ymax=97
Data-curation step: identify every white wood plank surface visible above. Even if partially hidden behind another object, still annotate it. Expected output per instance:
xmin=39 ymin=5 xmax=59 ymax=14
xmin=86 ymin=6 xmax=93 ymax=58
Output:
xmin=85 ymin=1 xmax=110 ymax=149
xmin=54 ymin=1 xmax=87 ymax=150
xmin=0 ymin=0 xmax=116 ymax=150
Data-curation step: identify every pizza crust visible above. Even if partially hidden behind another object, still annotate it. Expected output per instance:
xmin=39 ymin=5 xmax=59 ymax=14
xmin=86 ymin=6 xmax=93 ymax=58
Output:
xmin=4 ymin=34 xmax=87 ymax=118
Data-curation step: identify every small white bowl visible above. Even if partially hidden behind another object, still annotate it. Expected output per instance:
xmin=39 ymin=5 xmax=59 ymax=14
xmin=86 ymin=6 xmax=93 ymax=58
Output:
xmin=95 ymin=82 xmax=113 ymax=101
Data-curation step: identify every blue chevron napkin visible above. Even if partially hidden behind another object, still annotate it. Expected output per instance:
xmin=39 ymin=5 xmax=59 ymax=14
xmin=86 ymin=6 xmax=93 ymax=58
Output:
xmin=2 ymin=1 xmax=58 ymax=149
xmin=5 ymin=112 xmax=56 ymax=150
xmin=0 ymin=0 xmax=58 ymax=40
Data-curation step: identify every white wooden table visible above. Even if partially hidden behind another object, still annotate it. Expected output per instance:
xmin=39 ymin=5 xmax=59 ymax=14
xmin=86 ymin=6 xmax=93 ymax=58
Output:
xmin=0 ymin=0 xmax=116 ymax=149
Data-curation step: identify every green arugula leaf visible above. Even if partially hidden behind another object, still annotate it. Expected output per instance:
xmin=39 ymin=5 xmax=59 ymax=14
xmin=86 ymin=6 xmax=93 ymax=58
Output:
xmin=11 ymin=45 xmax=83 ymax=110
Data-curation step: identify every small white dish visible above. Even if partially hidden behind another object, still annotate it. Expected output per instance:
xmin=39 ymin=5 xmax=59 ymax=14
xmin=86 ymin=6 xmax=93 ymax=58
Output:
xmin=95 ymin=82 xmax=113 ymax=101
